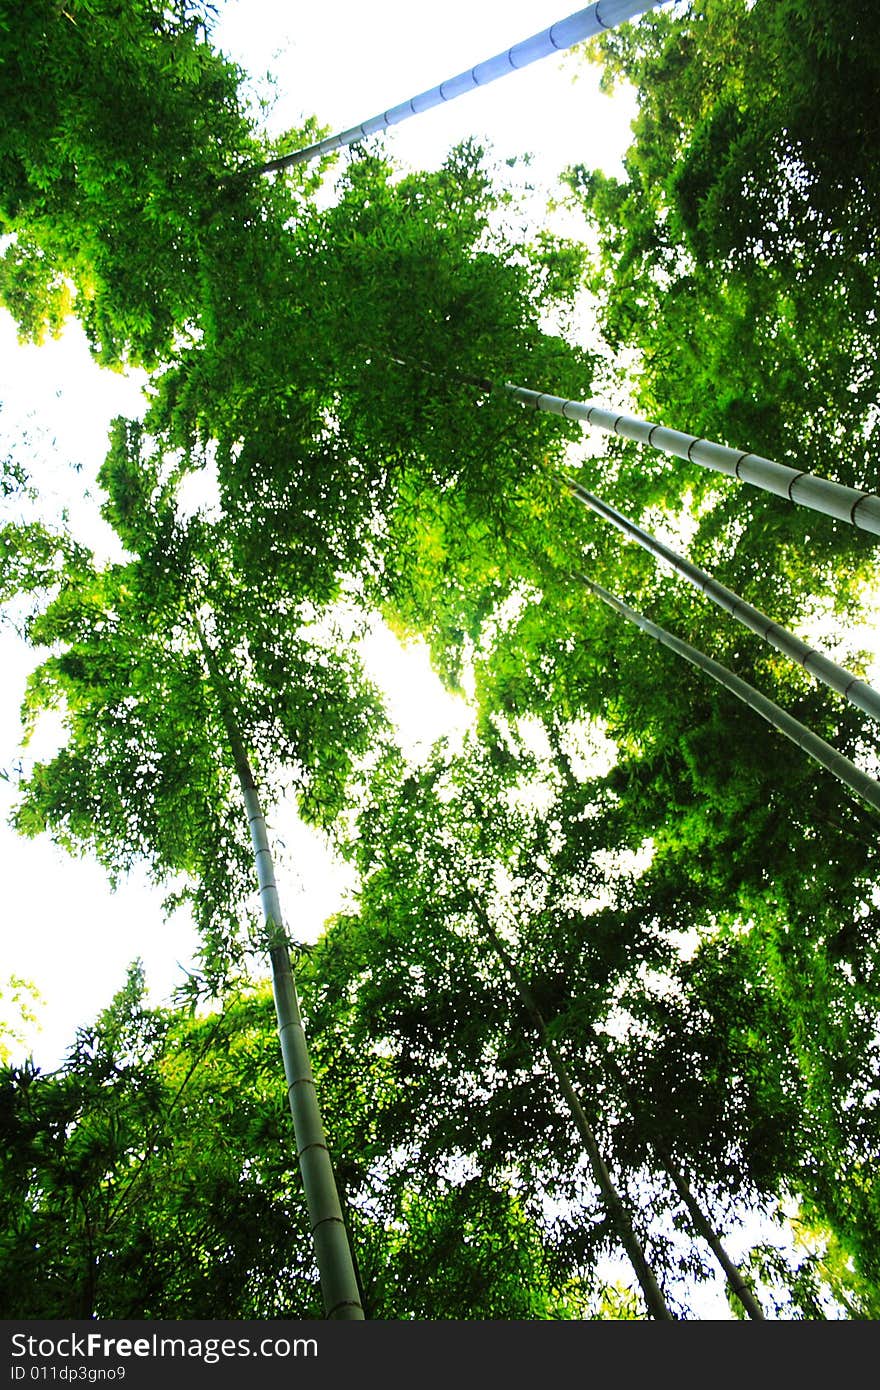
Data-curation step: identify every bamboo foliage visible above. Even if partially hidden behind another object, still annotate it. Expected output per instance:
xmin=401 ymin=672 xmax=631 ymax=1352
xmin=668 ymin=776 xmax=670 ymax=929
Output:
xmin=4 ymin=0 xmax=879 ymax=1320
xmin=363 ymin=353 xmax=880 ymax=732
xmin=581 ymin=577 xmax=880 ymax=817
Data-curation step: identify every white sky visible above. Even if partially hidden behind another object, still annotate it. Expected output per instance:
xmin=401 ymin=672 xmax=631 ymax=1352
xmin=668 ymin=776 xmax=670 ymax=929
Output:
xmin=0 ymin=2 xmax=639 ymax=1071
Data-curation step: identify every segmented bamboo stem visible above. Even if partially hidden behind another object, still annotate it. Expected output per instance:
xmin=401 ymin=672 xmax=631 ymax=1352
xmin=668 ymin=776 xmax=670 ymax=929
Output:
xmin=565 ymin=475 xmax=880 ymax=724
xmin=248 ymin=3 xmax=661 ymax=176
xmin=582 ymin=577 xmax=880 ymax=815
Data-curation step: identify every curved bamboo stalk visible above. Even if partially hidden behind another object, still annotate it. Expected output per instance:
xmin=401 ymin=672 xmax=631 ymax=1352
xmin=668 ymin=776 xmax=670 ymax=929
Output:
xmin=507 ymin=383 xmax=880 ymax=538
xmin=582 ymin=576 xmax=880 ymax=815
xmin=197 ymin=630 xmax=364 ymax=1320
xmin=247 ymin=2 xmax=661 ymax=177
xmin=565 ymin=475 xmax=880 ymax=724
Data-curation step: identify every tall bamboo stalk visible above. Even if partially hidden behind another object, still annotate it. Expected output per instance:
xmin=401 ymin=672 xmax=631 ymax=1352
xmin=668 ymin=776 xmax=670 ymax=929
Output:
xmin=593 ymin=1042 xmax=765 ymax=1319
xmin=482 ymin=920 xmax=674 ymax=1320
xmin=368 ymin=351 xmax=880 ymax=538
xmin=582 ymin=576 xmax=880 ymax=815
xmin=565 ymin=475 xmax=880 ymax=724
xmin=657 ymin=1148 xmax=764 ymax=1320
xmin=247 ymin=2 xmax=661 ymax=177
xmin=198 ymin=631 xmax=365 ymax=1320
xmin=506 ymin=383 xmax=880 ymax=538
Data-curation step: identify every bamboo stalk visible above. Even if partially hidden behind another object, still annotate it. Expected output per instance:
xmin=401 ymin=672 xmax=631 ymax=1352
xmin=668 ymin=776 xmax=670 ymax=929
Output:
xmin=582 ymin=577 xmax=880 ymax=816
xmin=594 ymin=1042 xmax=765 ymax=1319
xmin=662 ymin=1157 xmax=765 ymax=1319
xmin=484 ymin=921 xmax=675 ymax=1320
xmin=198 ymin=630 xmax=365 ymax=1320
xmin=367 ymin=352 xmax=880 ymax=538
xmin=246 ymin=2 xmax=661 ymax=177
xmin=506 ymin=383 xmax=880 ymax=538
xmin=565 ymin=475 xmax=880 ymax=724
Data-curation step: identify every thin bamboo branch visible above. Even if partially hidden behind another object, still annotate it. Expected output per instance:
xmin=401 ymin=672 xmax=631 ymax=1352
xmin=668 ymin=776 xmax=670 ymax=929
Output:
xmin=245 ymin=2 xmax=661 ymax=177
xmin=564 ymin=475 xmax=880 ymax=724
xmin=582 ymin=576 xmax=880 ymax=816
xmin=506 ymin=383 xmax=880 ymax=538
xmin=103 ymin=1010 xmax=231 ymax=1238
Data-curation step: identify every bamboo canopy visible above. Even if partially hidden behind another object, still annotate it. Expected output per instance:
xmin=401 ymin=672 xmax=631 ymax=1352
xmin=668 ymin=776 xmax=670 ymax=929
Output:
xmin=582 ymin=577 xmax=880 ymax=817
xmin=507 ymin=384 xmax=880 ymax=538
xmin=565 ymin=475 xmax=880 ymax=724
xmin=248 ymin=1 xmax=662 ymax=176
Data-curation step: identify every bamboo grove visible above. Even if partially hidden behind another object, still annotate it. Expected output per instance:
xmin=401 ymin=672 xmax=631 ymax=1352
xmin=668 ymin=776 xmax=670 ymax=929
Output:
xmin=1 ymin=0 xmax=879 ymax=1319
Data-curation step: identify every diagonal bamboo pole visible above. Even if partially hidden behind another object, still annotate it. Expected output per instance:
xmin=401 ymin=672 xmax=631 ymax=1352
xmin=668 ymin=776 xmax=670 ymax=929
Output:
xmin=366 ymin=352 xmax=880 ymax=538
xmin=228 ymin=738 xmax=366 ymax=1320
xmin=247 ymin=2 xmax=662 ymax=177
xmin=662 ymin=1155 xmax=764 ymax=1320
xmin=592 ymin=1040 xmax=765 ymax=1319
xmin=482 ymin=917 xmax=675 ymax=1320
xmin=582 ymin=576 xmax=880 ymax=816
xmin=197 ymin=629 xmax=365 ymax=1320
xmin=506 ymin=383 xmax=880 ymax=538
xmin=371 ymin=350 xmax=880 ymax=725
xmin=564 ymin=475 xmax=880 ymax=724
